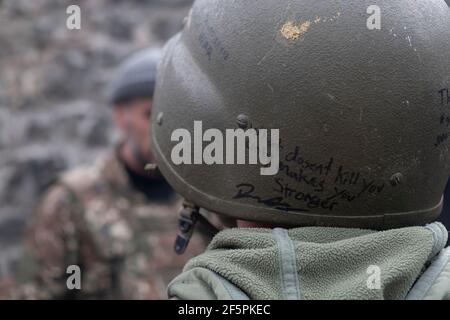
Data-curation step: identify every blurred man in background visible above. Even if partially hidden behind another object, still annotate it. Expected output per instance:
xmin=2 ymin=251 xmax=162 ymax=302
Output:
xmin=11 ymin=48 xmax=217 ymax=300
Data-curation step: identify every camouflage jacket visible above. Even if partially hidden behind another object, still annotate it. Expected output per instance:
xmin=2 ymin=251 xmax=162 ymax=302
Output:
xmin=15 ymin=150 xmax=213 ymax=300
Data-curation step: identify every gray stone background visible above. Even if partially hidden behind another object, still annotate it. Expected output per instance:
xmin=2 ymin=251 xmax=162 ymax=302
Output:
xmin=0 ymin=0 xmax=193 ymax=280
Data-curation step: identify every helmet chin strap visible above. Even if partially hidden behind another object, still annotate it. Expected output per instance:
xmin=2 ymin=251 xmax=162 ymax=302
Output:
xmin=174 ymin=200 xmax=221 ymax=255
xmin=174 ymin=201 xmax=200 ymax=255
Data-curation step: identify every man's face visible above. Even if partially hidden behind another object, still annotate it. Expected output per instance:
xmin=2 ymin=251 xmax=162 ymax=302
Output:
xmin=114 ymin=97 xmax=154 ymax=166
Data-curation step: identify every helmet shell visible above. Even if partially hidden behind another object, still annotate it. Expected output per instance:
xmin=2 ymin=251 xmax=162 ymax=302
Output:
xmin=152 ymin=0 xmax=450 ymax=229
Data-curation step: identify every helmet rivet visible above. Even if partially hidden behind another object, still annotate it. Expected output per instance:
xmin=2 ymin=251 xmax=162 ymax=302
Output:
xmin=236 ymin=114 xmax=250 ymax=129
xmin=156 ymin=112 xmax=164 ymax=125
xmin=390 ymin=173 xmax=403 ymax=186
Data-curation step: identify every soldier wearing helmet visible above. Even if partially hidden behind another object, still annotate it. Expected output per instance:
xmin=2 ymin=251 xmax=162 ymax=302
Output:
xmin=151 ymin=0 xmax=450 ymax=299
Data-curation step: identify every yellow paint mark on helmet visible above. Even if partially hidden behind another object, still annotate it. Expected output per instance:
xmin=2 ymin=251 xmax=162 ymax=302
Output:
xmin=280 ymin=21 xmax=311 ymax=40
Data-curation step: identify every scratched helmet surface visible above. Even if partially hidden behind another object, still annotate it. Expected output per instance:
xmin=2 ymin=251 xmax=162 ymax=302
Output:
xmin=152 ymin=0 xmax=450 ymax=229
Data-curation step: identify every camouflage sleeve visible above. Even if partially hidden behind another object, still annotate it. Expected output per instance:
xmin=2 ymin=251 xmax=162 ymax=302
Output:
xmin=14 ymin=184 xmax=82 ymax=300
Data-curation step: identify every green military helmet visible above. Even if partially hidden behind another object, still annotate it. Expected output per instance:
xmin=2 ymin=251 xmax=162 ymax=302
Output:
xmin=152 ymin=0 xmax=450 ymax=230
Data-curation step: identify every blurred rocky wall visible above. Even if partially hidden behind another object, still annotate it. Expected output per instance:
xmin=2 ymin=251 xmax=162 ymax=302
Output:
xmin=0 ymin=0 xmax=193 ymax=279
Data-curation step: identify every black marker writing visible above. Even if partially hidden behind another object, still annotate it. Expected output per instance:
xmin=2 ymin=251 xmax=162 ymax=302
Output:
xmin=233 ymin=183 xmax=310 ymax=212
xmin=439 ymin=88 xmax=450 ymax=107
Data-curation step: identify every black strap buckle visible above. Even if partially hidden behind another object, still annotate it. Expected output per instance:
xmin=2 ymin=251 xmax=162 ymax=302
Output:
xmin=174 ymin=201 xmax=200 ymax=255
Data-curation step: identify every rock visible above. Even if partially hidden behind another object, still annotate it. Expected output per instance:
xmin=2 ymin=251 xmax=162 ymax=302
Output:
xmin=1 ymin=146 xmax=68 ymax=206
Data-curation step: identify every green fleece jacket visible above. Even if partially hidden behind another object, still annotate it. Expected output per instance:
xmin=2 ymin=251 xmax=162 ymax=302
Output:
xmin=168 ymin=222 xmax=450 ymax=300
